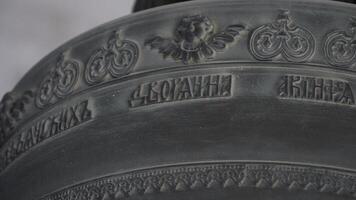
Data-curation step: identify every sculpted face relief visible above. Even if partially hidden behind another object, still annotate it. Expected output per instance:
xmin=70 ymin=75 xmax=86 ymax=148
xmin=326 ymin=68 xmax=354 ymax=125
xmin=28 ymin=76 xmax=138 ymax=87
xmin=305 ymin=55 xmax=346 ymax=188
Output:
xmin=145 ymin=15 xmax=245 ymax=64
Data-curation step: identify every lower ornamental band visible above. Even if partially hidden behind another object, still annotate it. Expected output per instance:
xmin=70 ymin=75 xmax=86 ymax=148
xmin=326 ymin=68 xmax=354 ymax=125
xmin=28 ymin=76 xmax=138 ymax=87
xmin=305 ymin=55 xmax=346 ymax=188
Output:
xmin=41 ymin=162 xmax=356 ymax=200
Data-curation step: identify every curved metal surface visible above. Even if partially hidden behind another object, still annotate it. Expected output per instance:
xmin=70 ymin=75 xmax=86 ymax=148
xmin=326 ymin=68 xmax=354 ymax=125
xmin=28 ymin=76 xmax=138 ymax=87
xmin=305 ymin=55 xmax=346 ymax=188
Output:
xmin=1 ymin=0 xmax=356 ymax=200
xmin=132 ymin=0 xmax=356 ymax=12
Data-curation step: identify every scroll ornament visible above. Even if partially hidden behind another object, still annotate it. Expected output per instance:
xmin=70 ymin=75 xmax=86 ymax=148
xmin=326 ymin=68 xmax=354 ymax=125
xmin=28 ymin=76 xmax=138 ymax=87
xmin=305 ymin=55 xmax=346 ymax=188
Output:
xmin=324 ymin=17 xmax=356 ymax=68
xmin=0 ymin=91 xmax=33 ymax=147
xmin=85 ymin=31 xmax=139 ymax=85
xmin=249 ymin=10 xmax=315 ymax=62
xmin=36 ymin=54 xmax=79 ymax=108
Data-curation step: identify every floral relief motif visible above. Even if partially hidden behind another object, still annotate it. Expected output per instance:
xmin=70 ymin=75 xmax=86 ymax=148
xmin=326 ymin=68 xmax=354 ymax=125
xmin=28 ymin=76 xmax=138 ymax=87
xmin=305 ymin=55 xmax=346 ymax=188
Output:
xmin=85 ymin=31 xmax=139 ymax=85
xmin=145 ymin=15 xmax=245 ymax=64
xmin=250 ymin=10 xmax=315 ymax=62
xmin=324 ymin=17 xmax=356 ymax=68
xmin=0 ymin=91 xmax=33 ymax=147
xmin=40 ymin=162 xmax=356 ymax=200
xmin=35 ymin=54 xmax=80 ymax=108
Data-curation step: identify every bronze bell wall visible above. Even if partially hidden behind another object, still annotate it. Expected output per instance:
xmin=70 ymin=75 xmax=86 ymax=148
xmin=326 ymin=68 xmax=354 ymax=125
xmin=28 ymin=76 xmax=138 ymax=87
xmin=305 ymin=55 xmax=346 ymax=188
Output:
xmin=1 ymin=0 xmax=356 ymax=200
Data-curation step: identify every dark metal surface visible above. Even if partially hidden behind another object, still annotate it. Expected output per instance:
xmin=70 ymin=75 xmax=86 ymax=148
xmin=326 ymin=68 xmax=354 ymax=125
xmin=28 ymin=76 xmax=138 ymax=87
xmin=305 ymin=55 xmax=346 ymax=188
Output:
xmin=1 ymin=0 xmax=356 ymax=200
xmin=133 ymin=0 xmax=356 ymax=12
xmin=133 ymin=0 xmax=191 ymax=12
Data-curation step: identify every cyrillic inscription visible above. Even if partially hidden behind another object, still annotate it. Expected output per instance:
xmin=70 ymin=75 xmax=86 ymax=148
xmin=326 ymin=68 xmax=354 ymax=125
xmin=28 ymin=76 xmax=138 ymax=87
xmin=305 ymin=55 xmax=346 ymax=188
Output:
xmin=0 ymin=100 xmax=92 ymax=171
xmin=129 ymin=74 xmax=232 ymax=107
xmin=279 ymin=75 xmax=355 ymax=105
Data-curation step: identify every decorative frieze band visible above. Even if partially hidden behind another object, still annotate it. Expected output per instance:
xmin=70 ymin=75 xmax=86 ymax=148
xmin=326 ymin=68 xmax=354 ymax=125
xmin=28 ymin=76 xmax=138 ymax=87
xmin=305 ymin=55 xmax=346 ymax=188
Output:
xmin=40 ymin=162 xmax=356 ymax=200
xmin=1 ymin=9 xmax=356 ymax=165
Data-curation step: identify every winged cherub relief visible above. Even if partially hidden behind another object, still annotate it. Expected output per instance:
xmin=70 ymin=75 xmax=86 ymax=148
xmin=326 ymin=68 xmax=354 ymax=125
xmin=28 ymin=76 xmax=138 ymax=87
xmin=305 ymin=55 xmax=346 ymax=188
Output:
xmin=145 ymin=15 xmax=245 ymax=64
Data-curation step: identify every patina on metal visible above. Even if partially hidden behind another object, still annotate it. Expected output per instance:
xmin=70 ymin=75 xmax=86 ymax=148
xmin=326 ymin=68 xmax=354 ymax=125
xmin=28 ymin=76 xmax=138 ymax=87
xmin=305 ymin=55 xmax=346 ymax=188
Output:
xmin=133 ymin=0 xmax=356 ymax=11
xmin=1 ymin=0 xmax=356 ymax=200
xmin=133 ymin=0 xmax=191 ymax=12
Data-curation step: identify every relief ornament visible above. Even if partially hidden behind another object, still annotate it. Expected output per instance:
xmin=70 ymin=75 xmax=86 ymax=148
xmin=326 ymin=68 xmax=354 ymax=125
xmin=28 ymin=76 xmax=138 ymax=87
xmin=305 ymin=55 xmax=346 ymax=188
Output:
xmin=250 ymin=10 xmax=315 ymax=62
xmin=145 ymin=15 xmax=245 ymax=64
xmin=324 ymin=17 xmax=356 ymax=68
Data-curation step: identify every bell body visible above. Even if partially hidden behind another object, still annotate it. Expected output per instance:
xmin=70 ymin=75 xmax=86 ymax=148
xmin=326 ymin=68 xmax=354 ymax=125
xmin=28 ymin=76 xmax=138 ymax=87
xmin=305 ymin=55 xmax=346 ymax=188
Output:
xmin=1 ymin=0 xmax=356 ymax=200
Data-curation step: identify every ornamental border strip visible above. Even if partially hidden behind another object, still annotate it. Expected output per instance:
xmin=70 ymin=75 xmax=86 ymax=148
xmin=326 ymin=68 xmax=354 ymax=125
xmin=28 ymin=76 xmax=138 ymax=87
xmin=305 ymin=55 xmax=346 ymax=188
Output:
xmin=40 ymin=162 xmax=356 ymax=200
xmin=1 ymin=9 xmax=356 ymax=153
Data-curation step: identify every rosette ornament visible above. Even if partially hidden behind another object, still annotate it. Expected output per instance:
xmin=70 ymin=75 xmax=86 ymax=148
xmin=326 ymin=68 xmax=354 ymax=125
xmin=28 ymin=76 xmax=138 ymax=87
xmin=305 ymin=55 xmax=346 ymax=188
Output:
xmin=35 ymin=54 xmax=79 ymax=108
xmin=0 ymin=91 xmax=33 ymax=146
xmin=145 ymin=15 xmax=245 ymax=64
xmin=324 ymin=17 xmax=356 ymax=68
xmin=85 ymin=31 xmax=139 ymax=85
xmin=249 ymin=10 xmax=315 ymax=62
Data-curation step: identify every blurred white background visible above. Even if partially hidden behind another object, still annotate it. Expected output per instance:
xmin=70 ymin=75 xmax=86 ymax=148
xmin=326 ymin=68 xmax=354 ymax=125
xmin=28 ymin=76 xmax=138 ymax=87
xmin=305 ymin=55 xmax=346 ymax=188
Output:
xmin=0 ymin=0 xmax=134 ymax=97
